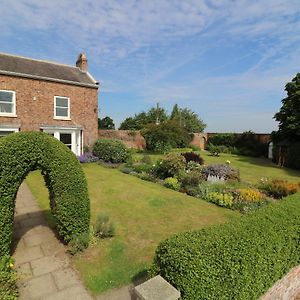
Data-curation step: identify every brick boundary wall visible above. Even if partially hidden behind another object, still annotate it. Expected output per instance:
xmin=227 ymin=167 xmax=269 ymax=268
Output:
xmin=260 ymin=265 xmax=300 ymax=300
xmin=98 ymin=130 xmax=146 ymax=149
xmin=97 ymin=130 xmax=272 ymax=151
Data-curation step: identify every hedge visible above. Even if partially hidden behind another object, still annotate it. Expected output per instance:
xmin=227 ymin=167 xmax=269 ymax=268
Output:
xmin=0 ymin=132 xmax=90 ymax=256
xmin=152 ymin=193 xmax=300 ymax=300
xmin=93 ymin=138 xmax=129 ymax=163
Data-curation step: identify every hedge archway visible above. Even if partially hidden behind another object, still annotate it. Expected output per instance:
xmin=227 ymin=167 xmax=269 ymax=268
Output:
xmin=0 ymin=131 xmax=90 ymax=256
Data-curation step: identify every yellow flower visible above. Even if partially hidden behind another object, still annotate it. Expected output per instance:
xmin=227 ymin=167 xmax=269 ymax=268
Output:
xmin=9 ymin=263 xmax=14 ymax=268
xmin=226 ymin=160 xmax=231 ymax=164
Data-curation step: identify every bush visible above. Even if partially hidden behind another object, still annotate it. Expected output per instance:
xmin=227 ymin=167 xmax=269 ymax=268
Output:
xmin=152 ymin=193 xmax=300 ymax=300
xmin=131 ymin=163 xmax=153 ymax=174
xmin=179 ymin=170 xmax=203 ymax=190
xmin=68 ymin=232 xmax=90 ymax=255
xmin=78 ymin=152 xmax=99 ymax=163
xmin=260 ymin=179 xmax=298 ymax=199
xmin=141 ymin=154 xmax=153 ymax=165
xmin=155 ymin=153 xmax=186 ymax=179
xmin=236 ymin=188 xmax=264 ymax=202
xmin=141 ymin=120 xmax=192 ymax=153
xmin=206 ymin=143 xmax=220 ymax=156
xmin=208 ymin=133 xmax=237 ymax=147
xmin=93 ymin=213 xmax=115 ymax=239
xmin=181 ymin=152 xmax=204 ymax=165
xmin=0 ymin=132 xmax=90 ymax=256
xmin=0 ymin=255 xmax=18 ymax=299
xmin=202 ymin=164 xmax=240 ymax=182
xmin=93 ymin=138 xmax=129 ymax=163
xmin=206 ymin=191 xmax=234 ymax=207
xmin=163 ymin=177 xmax=181 ymax=191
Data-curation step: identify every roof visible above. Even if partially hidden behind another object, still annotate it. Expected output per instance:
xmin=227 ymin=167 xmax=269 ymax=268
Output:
xmin=0 ymin=52 xmax=99 ymax=89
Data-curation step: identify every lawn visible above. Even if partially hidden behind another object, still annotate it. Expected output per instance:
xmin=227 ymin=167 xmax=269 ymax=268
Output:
xmin=133 ymin=150 xmax=300 ymax=183
xmin=26 ymin=163 xmax=238 ymax=295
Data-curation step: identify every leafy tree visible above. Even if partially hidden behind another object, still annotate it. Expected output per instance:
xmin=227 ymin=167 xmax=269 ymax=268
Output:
xmin=170 ymin=104 xmax=206 ymax=132
xmin=141 ymin=120 xmax=192 ymax=152
xmin=274 ymin=73 xmax=300 ymax=141
xmin=98 ymin=116 xmax=115 ymax=130
xmin=119 ymin=107 xmax=168 ymax=130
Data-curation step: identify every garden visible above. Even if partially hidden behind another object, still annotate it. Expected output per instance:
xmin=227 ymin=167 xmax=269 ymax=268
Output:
xmin=26 ymin=137 xmax=300 ymax=299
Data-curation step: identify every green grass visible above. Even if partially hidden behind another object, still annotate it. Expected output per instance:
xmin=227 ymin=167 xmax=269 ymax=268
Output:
xmin=26 ymin=163 xmax=238 ymax=295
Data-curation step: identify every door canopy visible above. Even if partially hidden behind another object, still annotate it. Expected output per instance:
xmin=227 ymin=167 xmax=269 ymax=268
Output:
xmin=0 ymin=131 xmax=90 ymax=256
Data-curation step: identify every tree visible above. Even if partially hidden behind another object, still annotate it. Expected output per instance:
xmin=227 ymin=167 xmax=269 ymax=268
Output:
xmin=119 ymin=107 xmax=168 ymax=130
xmin=98 ymin=116 xmax=115 ymax=130
xmin=274 ymin=73 xmax=300 ymax=141
xmin=170 ymin=104 xmax=206 ymax=133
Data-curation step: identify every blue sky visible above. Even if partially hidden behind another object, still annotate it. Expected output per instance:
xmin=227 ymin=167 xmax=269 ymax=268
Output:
xmin=1 ymin=0 xmax=300 ymax=132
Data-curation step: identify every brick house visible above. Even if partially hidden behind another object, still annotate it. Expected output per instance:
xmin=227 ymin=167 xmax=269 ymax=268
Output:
xmin=0 ymin=52 xmax=99 ymax=155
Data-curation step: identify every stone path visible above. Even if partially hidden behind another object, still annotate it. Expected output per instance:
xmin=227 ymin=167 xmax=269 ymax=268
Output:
xmin=12 ymin=183 xmax=93 ymax=300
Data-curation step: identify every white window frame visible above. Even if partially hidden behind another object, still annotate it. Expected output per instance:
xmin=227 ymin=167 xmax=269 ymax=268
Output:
xmin=0 ymin=90 xmax=17 ymax=117
xmin=54 ymin=96 xmax=70 ymax=120
xmin=0 ymin=127 xmax=19 ymax=137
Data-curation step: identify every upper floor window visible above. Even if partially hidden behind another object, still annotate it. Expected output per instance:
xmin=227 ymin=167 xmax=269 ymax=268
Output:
xmin=54 ymin=96 xmax=70 ymax=119
xmin=0 ymin=90 xmax=16 ymax=116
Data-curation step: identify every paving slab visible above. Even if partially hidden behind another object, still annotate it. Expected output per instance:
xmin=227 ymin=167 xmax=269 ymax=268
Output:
xmin=12 ymin=183 xmax=93 ymax=300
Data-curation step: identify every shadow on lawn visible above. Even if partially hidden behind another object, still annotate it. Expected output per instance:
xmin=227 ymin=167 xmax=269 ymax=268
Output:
xmin=234 ymin=155 xmax=300 ymax=179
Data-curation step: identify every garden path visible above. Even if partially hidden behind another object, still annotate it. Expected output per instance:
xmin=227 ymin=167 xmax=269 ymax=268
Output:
xmin=12 ymin=183 xmax=93 ymax=300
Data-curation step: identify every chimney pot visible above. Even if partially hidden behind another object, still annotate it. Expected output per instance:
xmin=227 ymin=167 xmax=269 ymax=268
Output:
xmin=76 ymin=53 xmax=88 ymax=73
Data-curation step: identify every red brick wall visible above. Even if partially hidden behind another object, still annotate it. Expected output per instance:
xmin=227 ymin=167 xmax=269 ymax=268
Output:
xmin=0 ymin=75 xmax=98 ymax=147
xmin=98 ymin=130 xmax=146 ymax=149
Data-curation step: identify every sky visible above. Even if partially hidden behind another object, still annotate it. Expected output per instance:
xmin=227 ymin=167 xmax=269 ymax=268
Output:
xmin=1 ymin=0 xmax=300 ymax=133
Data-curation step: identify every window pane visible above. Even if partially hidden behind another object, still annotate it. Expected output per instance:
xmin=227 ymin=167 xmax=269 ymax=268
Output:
xmin=0 ymin=103 xmax=13 ymax=113
xmin=0 ymin=131 xmax=14 ymax=136
xmin=56 ymin=107 xmax=68 ymax=117
xmin=60 ymin=133 xmax=72 ymax=145
xmin=56 ymin=97 xmax=68 ymax=108
xmin=0 ymin=91 xmax=13 ymax=103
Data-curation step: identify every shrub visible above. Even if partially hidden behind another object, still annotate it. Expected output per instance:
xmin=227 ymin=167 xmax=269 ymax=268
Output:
xmin=260 ymin=179 xmax=298 ymax=199
xmin=163 ymin=177 xmax=181 ymax=191
xmin=155 ymin=153 xmax=186 ymax=179
xmin=236 ymin=188 xmax=264 ymax=202
xmin=78 ymin=152 xmax=99 ymax=163
xmin=181 ymin=152 xmax=204 ymax=165
xmin=0 ymin=132 xmax=90 ymax=256
xmin=152 ymin=193 xmax=300 ymax=300
xmin=202 ymin=164 xmax=240 ymax=182
xmin=206 ymin=191 xmax=234 ymax=207
xmin=206 ymin=143 xmax=220 ymax=156
xmin=93 ymin=213 xmax=115 ymax=239
xmin=286 ymin=142 xmax=300 ymax=170
xmin=131 ymin=163 xmax=153 ymax=174
xmin=141 ymin=154 xmax=153 ymax=165
xmin=93 ymin=138 xmax=129 ymax=163
xmin=208 ymin=133 xmax=237 ymax=147
xmin=180 ymin=170 xmax=203 ymax=190
xmin=68 ymin=232 xmax=90 ymax=255
xmin=141 ymin=120 xmax=192 ymax=153
xmin=186 ymin=161 xmax=203 ymax=172
xmin=0 ymin=255 xmax=18 ymax=300
xmin=189 ymin=144 xmax=201 ymax=151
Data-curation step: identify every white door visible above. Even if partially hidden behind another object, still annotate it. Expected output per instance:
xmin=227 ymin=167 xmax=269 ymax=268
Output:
xmin=43 ymin=129 xmax=81 ymax=156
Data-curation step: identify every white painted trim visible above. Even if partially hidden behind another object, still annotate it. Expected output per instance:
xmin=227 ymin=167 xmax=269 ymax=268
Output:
xmin=0 ymin=89 xmax=16 ymax=116
xmin=54 ymin=96 xmax=70 ymax=120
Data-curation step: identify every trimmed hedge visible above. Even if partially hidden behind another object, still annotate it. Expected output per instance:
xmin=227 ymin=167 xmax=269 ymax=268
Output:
xmin=152 ymin=193 xmax=300 ymax=300
xmin=93 ymin=138 xmax=129 ymax=163
xmin=0 ymin=132 xmax=90 ymax=256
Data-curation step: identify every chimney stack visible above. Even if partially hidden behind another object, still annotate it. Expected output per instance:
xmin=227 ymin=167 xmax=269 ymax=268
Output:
xmin=76 ymin=53 xmax=88 ymax=73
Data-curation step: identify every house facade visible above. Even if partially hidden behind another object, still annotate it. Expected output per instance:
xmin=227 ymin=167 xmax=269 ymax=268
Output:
xmin=0 ymin=52 xmax=99 ymax=155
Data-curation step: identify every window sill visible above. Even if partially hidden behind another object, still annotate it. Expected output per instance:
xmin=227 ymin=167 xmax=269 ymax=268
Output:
xmin=0 ymin=114 xmax=17 ymax=118
xmin=53 ymin=117 xmax=71 ymax=121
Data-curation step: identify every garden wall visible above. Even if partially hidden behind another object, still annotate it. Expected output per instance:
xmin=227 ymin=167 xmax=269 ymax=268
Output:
xmin=261 ymin=265 xmax=300 ymax=299
xmin=98 ymin=130 xmax=146 ymax=149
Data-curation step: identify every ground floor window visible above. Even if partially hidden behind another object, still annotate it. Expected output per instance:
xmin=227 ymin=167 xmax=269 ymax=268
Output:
xmin=0 ymin=127 xmax=19 ymax=137
xmin=42 ymin=128 xmax=82 ymax=156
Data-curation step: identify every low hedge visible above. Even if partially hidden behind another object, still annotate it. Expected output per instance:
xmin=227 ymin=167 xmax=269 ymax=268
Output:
xmin=152 ymin=193 xmax=300 ymax=299
xmin=93 ymin=138 xmax=129 ymax=163
xmin=0 ymin=132 xmax=90 ymax=256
